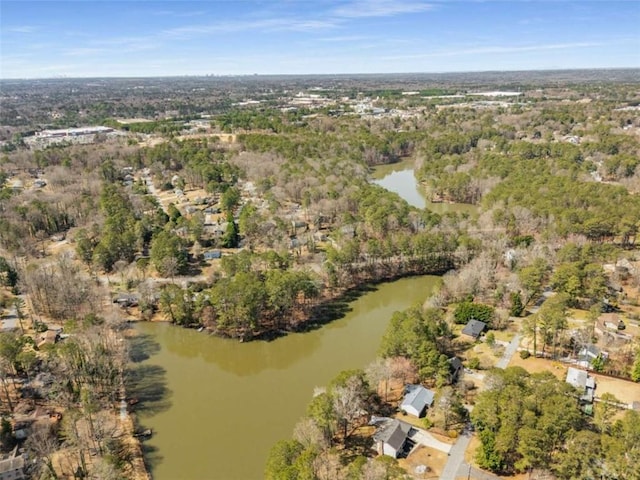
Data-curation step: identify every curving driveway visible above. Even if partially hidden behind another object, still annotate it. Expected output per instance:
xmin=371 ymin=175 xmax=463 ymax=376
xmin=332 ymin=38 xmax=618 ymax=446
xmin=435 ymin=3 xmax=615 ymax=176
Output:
xmin=496 ymin=333 xmax=522 ymax=369
xmin=408 ymin=428 xmax=452 ymax=453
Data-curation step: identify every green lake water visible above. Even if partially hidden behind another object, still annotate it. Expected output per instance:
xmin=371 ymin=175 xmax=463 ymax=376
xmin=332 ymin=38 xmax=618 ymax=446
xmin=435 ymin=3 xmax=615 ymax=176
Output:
xmin=371 ymin=159 xmax=478 ymax=214
xmin=134 ymin=275 xmax=441 ymax=480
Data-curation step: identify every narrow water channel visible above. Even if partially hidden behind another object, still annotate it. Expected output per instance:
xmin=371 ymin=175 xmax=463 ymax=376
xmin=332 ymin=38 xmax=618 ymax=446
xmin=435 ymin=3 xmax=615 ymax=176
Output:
xmin=371 ymin=159 xmax=478 ymax=215
xmin=133 ymin=275 xmax=441 ymax=480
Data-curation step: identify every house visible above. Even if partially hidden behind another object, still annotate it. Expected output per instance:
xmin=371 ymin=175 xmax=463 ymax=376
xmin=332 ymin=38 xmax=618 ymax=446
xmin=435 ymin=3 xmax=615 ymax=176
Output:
xmin=113 ymin=294 xmax=138 ymax=308
xmin=400 ymin=385 xmax=435 ymax=418
xmin=291 ymin=220 xmax=308 ymax=234
xmin=0 ymin=447 xmax=25 ymax=480
xmin=313 ymin=231 xmax=328 ymax=242
xmin=461 ymin=320 xmax=487 ymax=340
xmin=340 ymin=225 xmax=356 ymax=238
xmin=448 ymin=357 xmax=464 ymax=383
xmin=203 ymin=250 xmax=222 ymax=261
xmin=374 ymin=419 xmax=412 ymax=458
xmin=577 ymin=344 xmax=607 ymax=369
xmin=204 ymin=222 xmax=229 ymax=237
xmin=10 ymin=180 xmax=23 ymax=192
xmin=566 ymin=367 xmax=596 ymax=403
xmin=36 ymin=330 xmax=59 ymax=349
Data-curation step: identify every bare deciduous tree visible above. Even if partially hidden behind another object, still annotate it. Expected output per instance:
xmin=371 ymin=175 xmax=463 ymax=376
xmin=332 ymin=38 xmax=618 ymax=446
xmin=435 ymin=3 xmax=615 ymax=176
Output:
xmin=293 ymin=417 xmax=329 ymax=450
xmin=25 ymin=421 xmax=60 ymax=479
xmin=332 ymin=376 xmax=368 ymax=439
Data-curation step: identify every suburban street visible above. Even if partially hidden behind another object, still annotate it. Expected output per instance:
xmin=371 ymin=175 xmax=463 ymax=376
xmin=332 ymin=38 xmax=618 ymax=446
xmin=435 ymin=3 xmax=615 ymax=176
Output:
xmin=455 ymin=463 xmax=502 ymax=480
xmin=441 ymin=322 xmax=524 ymax=479
xmin=439 ymin=430 xmax=472 ymax=480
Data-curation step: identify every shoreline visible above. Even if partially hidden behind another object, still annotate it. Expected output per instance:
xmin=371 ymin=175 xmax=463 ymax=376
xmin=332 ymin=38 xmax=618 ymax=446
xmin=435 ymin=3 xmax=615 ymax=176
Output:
xmin=130 ymin=254 xmax=454 ymax=341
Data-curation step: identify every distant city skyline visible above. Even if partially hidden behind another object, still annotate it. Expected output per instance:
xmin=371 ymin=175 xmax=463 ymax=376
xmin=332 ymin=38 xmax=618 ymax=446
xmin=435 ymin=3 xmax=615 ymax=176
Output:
xmin=1 ymin=0 xmax=639 ymax=79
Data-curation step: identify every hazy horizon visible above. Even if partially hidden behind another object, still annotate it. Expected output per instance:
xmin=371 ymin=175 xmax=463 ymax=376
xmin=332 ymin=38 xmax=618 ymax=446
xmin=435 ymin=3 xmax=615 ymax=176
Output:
xmin=3 ymin=67 xmax=640 ymax=82
xmin=2 ymin=0 xmax=639 ymax=79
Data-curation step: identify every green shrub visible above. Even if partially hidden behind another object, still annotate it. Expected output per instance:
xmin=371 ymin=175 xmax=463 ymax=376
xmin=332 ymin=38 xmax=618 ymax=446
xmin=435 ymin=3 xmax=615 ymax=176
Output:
xmin=454 ymin=301 xmax=495 ymax=326
xmin=519 ymin=350 xmax=531 ymax=360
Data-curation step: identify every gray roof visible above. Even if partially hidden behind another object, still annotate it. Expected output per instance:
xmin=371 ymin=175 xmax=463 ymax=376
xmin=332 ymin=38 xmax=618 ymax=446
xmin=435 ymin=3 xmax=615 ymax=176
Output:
xmin=401 ymin=385 xmax=435 ymax=413
xmin=578 ymin=344 xmax=600 ymax=360
xmin=566 ymin=367 xmax=596 ymax=394
xmin=449 ymin=357 xmax=463 ymax=371
xmin=0 ymin=454 xmax=24 ymax=474
xmin=462 ymin=319 xmax=487 ymax=338
xmin=375 ymin=419 xmax=411 ymax=450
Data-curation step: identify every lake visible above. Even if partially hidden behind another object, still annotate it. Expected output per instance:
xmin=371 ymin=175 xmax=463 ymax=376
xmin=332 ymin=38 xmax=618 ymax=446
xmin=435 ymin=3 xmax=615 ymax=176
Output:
xmin=371 ymin=158 xmax=478 ymax=215
xmin=133 ymin=275 xmax=441 ymax=479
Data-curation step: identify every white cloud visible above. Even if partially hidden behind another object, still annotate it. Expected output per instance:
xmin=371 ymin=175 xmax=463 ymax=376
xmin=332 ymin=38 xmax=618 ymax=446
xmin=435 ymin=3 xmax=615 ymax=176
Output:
xmin=332 ymin=0 xmax=433 ymax=18
xmin=162 ymin=17 xmax=338 ymax=39
xmin=382 ymin=42 xmax=604 ymax=61
xmin=7 ymin=25 xmax=38 ymax=33
xmin=63 ymin=47 xmax=109 ymax=57
xmin=151 ymin=9 xmax=206 ymax=18
xmin=316 ymin=34 xmax=373 ymax=43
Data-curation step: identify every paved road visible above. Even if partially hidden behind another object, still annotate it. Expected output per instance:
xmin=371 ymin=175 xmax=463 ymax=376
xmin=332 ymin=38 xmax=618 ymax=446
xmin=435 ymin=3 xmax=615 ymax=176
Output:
xmin=496 ymin=333 xmax=522 ymax=369
xmin=440 ymin=431 xmax=472 ymax=480
xmin=441 ymin=332 xmax=522 ymax=479
xmin=455 ymin=463 xmax=502 ymax=480
xmin=143 ymin=174 xmax=170 ymax=215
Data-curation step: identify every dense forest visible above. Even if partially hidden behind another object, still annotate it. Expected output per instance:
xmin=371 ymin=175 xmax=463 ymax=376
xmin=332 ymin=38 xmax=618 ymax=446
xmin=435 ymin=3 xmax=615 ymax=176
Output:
xmin=1 ymin=75 xmax=640 ymax=478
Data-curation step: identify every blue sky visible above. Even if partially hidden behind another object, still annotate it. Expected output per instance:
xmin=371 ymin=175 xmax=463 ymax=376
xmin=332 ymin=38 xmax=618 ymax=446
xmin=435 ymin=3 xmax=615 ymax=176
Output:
xmin=1 ymin=0 xmax=639 ymax=78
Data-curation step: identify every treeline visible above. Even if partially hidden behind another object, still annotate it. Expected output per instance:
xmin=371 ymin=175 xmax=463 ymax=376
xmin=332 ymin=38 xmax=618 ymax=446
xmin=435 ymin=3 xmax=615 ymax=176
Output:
xmin=483 ymin=141 xmax=640 ymax=241
xmin=239 ymin=125 xmax=416 ymax=167
xmin=472 ymin=367 xmax=640 ymax=479
xmin=103 ymin=118 xmax=188 ymax=135
xmin=155 ymin=250 xmax=320 ymax=339
xmin=414 ymin=100 xmax=640 ymax=244
xmin=216 ymin=108 xmax=309 ymax=133
xmin=139 ymin=139 xmax=240 ymax=191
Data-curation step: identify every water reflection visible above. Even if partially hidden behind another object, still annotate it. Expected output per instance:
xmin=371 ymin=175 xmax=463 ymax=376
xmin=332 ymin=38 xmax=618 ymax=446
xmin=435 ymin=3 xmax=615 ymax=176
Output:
xmin=160 ymin=324 xmax=322 ymax=376
xmin=156 ymin=284 xmax=407 ymax=377
xmin=127 ymin=334 xmax=172 ymax=417
xmin=371 ymin=160 xmax=479 ymax=215
xmin=134 ymin=276 xmax=440 ymax=480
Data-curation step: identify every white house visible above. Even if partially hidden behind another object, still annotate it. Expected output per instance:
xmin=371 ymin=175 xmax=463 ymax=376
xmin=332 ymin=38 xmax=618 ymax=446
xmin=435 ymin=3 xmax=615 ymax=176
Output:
xmin=566 ymin=367 xmax=595 ymax=403
xmin=374 ymin=419 xmax=412 ymax=458
xmin=577 ymin=344 xmax=606 ymax=369
xmin=400 ymin=385 xmax=435 ymax=418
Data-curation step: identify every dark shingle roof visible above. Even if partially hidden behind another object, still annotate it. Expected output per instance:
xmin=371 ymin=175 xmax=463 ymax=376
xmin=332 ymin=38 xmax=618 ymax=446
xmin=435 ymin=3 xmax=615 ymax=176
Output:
xmin=462 ymin=319 xmax=487 ymax=338
xmin=449 ymin=357 xmax=463 ymax=371
xmin=376 ymin=419 xmax=411 ymax=450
